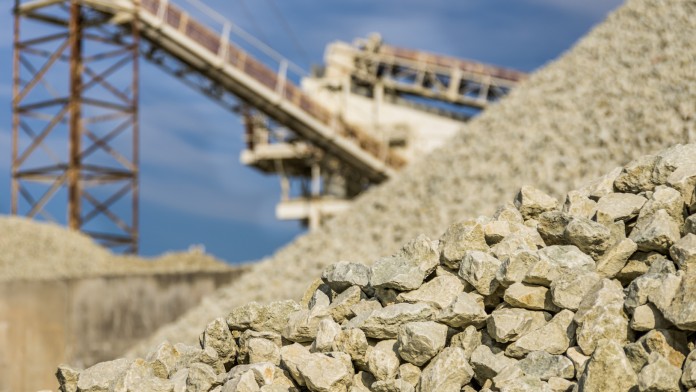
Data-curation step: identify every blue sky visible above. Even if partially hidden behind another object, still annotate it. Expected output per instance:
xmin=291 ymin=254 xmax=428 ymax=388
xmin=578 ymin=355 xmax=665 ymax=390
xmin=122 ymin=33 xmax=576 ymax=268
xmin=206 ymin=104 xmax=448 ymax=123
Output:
xmin=0 ymin=0 xmax=623 ymax=263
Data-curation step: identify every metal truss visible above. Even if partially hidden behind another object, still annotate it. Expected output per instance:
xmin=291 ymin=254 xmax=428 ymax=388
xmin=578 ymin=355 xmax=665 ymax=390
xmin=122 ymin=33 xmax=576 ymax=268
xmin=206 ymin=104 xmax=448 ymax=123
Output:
xmin=12 ymin=0 xmax=140 ymax=252
xmin=342 ymin=35 xmax=525 ymax=111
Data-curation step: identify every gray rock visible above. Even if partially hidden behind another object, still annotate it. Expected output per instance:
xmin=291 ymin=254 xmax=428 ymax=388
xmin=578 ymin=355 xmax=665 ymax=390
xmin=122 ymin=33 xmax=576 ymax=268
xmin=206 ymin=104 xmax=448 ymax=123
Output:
xmin=515 ymin=186 xmax=559 ymax=220
xmin=279 ymin=343 xmax=313 ymax=387
xmin=396 ymin=275 xmax=463 ymax=310
xmin=635 ymin=329 xmax=689 ymax=369
xmin=574 ymin=279 xmax=629 ymax=355
xmin=642 ymin=186 xmax=685 ymax=223
xmin=438 ymin=220 xmax=489 ymax=269
xmin=524 ymin=245 xmax=595 ymax=287
xmin=332 ymin=328 xmax=368 ymax=366
xmin=367 ymin=339 xmax=401 ymax=381
xmin=624 ymin=272 xmax=682 ymax=314
xmin=504 ymin=282 xmax=559 ymax=311
xmin=595 ymin=238 xmax=637 ymax=278
xmin=370 ymin=235 xmax=439 ymax=291
xmin=666 ymin=164 xmax=696 ymax=208
xmin=311 ymin=319 xmax=342 ymax=353
xmin=579 ymin=167 xmax=622 ymax=201
xmin=487 ymin=307 xmax=550 ymax=343
xmin=418 ymin=347 xmax=474 ymax=392
xmin=329 ymin=286 xmax=365 ymax=323
xmin=616 ymin=259 xmax=650 ymax=286
xmin=564 ymin=217 xmax=612 ymax=259
xmin=145 ymin=341 xmax=181 ymax=378
xmin=370 ymin=256 xmax=429 ymax=292
xmin=396 ymin=321 xmax=448 ymax=366
xmin=77 ymin=358 xmax=132 ymax=392
xmin=562 ymin=191 xmax=597 ymax=220
xmin=436 ymin=291 xmax=487 ymax=328
xmin=492 ymin=365 xmax=552 ymax=392
xmin=565 ymin=346 xmax=588 ymax=379
xmin=546 ymin=377 xmax=575 ymax=392
xmin=458 ymin=250 xmax=501 ymax=295
xmin=669 ymin=233 xmax=696 ymax=272
xmin=517 ymin=351 xmax=574 ymax=381
xmin=238 ymin=330 xmax=282 ymax=365
xmin=282 ymin=306 xmax=331 ymax=343
xmin=550 ymin=271 xmax=601 ymax=311
xmin=497 ymin=250 xmax=540 ymax=287
xmin=201 ymin=317 xmax=238 ymax=365
xmin=227 ymin=301 xmax=302 ymax=335
xmin=356 ymin=302 xmax=435 ymax=339
xmin=630 ymin=209 xmax=681 ymax=253
xmin=663 ymin=272 xmax=696 ymax=330
xmin=222 ymin=370 xmax=259 ymax=392
xmin=321 ymin=261 xmax=371 ymax=293
xmin=630 ymin=303 xmax=671 ymax=332
xmin=57 ymin=364 xmax=80 ymax=392
xmin=537 ymin=211 xmax=572 ymax=246
xmin=484 ymin=220 xmax=513 ymax=245
xmin=577 ymin=339 xmax=638 ymax=392
xmin=186 ymin=363 xmax=218 ymax=392
xmin=227 ymin=363 xmax=276 ymax=388
xmin=652 ymin=145 xmax=696 ymax=187
xmin=685 ymin=214 xmax=696 ymax=235
xmin=595 ymin=192 xmax=647 ymax=224
xmin=398 ymin=363 xmax=421 ymax=388
xmin=350 ymin=372 xmax=375 ymax=392
xmin=450 ymin=326 xmax=482 ymax=360
xmin=682 ymin=350 xmax=696 ymax=389
xmin=637 ymin=353 xmax=682 ymax=392
xmin=113 ymin=359 xmax=175 ymax=392
xmin=614 ymin=154 xmax=659 ymax=193
xmin=297 ymin=353 xmax=352 ymax=392
xmin=470 ymin=345 xmax=518 ymax=384
xmin=491 ymin=225 xmax=546 ymax=262
xmin=494 ymin=202 xmax=525 ymax=224
xmin=371 ymin=379 xmax=415 ymax=392
xmin=505 ymin=310 xmax=575 ymax=358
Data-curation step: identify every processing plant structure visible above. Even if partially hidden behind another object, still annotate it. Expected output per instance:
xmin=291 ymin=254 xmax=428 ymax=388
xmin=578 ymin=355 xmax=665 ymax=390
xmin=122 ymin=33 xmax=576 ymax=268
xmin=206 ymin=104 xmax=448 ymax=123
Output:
xmin=11 ymin=0 xmax=525 ymax=252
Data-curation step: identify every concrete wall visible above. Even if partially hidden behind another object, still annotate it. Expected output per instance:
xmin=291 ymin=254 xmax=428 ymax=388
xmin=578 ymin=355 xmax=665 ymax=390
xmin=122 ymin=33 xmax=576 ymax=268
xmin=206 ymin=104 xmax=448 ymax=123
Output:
xmin=0 ymin=269 xmax=246 ymax=392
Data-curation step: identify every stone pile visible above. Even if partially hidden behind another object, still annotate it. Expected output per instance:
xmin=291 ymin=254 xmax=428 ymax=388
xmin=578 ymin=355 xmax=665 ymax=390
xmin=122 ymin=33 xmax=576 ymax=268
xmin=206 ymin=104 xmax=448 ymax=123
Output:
xmin=0 ymin=216 xmax=235 ymax=282
xmin=62 ymin=144 xmax=696 ymax=391
xmin=129 ymin=0 xmax=696 ymax=355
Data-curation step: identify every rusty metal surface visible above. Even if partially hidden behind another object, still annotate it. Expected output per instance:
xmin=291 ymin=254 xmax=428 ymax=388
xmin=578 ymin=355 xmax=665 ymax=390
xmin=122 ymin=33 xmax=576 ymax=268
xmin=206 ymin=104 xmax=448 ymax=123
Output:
xmin=12 ymin=0 xmax=140 ymax=252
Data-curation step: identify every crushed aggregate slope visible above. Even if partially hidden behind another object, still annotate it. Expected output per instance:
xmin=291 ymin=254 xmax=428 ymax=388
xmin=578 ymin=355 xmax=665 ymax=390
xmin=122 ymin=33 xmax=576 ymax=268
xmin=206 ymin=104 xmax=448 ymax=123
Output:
xmin=129 ymin=0 xmax=696 ymax=355
xmin=0 ymin=216 xmax=234 ymax=282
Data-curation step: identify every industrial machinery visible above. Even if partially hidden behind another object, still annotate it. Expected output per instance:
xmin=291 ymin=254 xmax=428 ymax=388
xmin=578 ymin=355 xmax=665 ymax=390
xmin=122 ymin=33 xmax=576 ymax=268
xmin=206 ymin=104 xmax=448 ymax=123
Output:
xmin=11 ymin=0 xmax=524 ymax=251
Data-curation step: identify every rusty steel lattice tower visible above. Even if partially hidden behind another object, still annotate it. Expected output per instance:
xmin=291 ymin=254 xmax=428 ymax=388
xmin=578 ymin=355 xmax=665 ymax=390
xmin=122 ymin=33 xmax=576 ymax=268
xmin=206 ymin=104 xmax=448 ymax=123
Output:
xmin=12 ymin=0 xmax=140 ymax=252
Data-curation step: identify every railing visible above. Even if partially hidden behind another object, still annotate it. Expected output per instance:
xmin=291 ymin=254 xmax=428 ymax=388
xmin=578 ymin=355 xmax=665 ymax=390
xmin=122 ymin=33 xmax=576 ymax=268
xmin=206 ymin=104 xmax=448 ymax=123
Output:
xmin=139 ymin=0 xmax=406 ymax=169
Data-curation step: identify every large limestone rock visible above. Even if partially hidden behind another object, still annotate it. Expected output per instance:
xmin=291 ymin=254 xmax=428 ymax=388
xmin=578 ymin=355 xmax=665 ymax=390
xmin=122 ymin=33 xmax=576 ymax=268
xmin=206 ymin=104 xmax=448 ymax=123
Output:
xmin=576 ymin=339 xmax=638 ymax=392
xmin=506 ymin=310 xmax=575 ymax=358
xmin=396 ymin=321 xmax=447 ymax=366
xmin=573 ymin=279 xmax=630 ymax=355
xmin=487 ymin=307 xmax=550 ymax=343
xmin=321 ymin=261 xmax=371 ymax=293
xmin=438 ymin=221 xmax=489 ymax=269
xmin=503 ymin=282 xmax=559 ymax=312
xmin=352 ymin=303 xmax=435 ymax=339
xmin=514 ymin=186 xmax=559 ymax=221
xmin=397 ymin=275 xmax=463 ymax=310
xmin=459 ymin=250 xmax=502 ymax=295
xmin=418 ymin=347 xmax=473 ymax=392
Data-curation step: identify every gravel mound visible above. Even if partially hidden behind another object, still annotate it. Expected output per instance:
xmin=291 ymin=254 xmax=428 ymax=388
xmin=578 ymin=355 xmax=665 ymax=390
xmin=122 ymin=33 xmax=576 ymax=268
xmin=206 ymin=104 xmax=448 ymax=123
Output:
xmin=60 ymin=144 xmax=696 ymax=391
xmin=0 ymin=216 xmax=234 ymax=282
xmin=127 ymin=0 xmax=696 ymax=356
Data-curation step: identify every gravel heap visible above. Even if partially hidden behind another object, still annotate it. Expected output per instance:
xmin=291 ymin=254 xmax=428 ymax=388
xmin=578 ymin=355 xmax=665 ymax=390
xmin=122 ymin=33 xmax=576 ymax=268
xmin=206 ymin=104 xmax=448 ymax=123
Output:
xmin=62 ymin=144 xmax=696 ymax=391
xmin=129 ymin=0 xmax=696 ymax=355
xmin=0 ymin=216 xmax=234 ymax=282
